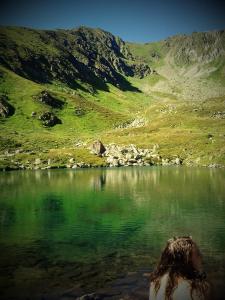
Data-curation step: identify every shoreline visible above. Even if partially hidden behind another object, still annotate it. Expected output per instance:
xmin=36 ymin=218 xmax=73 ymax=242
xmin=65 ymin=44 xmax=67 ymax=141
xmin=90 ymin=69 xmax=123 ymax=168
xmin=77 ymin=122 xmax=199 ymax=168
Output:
xmin=0 ymin=162 xmax=224 ymax=172
xmin=1 ymin=142 xmax=224 ymax=172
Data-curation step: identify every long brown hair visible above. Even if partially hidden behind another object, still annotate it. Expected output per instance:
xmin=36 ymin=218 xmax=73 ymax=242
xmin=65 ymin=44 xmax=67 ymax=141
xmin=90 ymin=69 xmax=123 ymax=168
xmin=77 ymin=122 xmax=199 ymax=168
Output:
xmin=150 ymin=236 xmax=209 ymax=300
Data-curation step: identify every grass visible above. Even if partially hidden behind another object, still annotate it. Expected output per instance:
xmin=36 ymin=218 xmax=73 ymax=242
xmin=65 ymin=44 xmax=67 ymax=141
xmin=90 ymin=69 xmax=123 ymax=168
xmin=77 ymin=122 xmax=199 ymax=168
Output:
xmin=1 ymin=27 xmax=225 ymax=169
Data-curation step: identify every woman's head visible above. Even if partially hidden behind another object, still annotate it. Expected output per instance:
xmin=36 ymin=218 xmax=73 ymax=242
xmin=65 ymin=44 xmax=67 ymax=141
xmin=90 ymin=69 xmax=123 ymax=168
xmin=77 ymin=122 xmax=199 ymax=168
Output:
xmin=158 ymin=236 xmax=203 ymax=276
xmin=150 ymin=236 xmax=208 ymax=300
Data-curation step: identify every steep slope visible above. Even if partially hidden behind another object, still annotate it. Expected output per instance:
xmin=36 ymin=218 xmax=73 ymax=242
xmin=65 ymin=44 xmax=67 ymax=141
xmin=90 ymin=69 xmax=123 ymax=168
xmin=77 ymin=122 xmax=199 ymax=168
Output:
xmin=0 ymin=26 xmax=152 ymax=92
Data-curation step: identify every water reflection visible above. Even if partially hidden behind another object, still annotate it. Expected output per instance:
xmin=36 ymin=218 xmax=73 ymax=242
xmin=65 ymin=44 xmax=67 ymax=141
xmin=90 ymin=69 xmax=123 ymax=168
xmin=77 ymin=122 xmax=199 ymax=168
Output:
xmin=41 ymin=194 xmax=65 ymax=228
xmin=0 ymin=167 xmax=225 ymax=299
xmin=0 ymin=203 xmax=15 ymax=228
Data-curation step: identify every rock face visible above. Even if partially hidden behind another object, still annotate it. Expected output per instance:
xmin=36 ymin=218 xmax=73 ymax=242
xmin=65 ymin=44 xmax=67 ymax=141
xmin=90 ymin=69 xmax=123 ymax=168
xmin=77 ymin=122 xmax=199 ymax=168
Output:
xmin=92 ymin=140 xmax=106 ymax=155
xmin=0 ymin=95 xmax=15 ymax=117
xmin=34 ymin=91 xmax=64 ymax=108
xmin=39 ymin=112 xmax=62 ymax=127
xmin=0 ymin=26 xmax=153 ymax=92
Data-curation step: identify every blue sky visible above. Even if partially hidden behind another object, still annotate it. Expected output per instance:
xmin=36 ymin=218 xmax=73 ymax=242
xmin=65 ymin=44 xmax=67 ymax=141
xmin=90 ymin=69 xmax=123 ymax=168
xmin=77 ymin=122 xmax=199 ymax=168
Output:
xmin=0 ymin=0 xmax=225 ymax=42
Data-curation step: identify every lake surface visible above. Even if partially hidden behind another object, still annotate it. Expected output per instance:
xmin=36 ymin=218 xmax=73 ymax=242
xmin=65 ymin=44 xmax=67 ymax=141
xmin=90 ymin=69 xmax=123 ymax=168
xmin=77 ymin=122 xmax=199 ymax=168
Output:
xmin=0 ymin=167 xmax=225 ymax=299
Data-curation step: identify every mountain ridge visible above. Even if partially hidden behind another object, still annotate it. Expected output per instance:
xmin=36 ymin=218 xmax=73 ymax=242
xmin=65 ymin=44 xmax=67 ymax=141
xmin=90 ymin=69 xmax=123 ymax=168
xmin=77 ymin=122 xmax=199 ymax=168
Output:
xmin=0 ymin=26 xmax=154 ymax=93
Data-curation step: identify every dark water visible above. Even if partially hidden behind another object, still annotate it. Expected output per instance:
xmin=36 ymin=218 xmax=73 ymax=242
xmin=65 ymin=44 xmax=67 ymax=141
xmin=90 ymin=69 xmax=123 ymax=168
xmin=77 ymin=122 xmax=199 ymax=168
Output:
xmin=0 ymin=167 xmax=225 ymax=299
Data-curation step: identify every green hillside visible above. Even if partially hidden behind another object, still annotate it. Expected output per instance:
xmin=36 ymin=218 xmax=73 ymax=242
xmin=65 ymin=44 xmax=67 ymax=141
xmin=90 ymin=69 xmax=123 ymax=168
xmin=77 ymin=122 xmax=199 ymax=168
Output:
xmin=0 ymin=26 xmax=225 ymax=170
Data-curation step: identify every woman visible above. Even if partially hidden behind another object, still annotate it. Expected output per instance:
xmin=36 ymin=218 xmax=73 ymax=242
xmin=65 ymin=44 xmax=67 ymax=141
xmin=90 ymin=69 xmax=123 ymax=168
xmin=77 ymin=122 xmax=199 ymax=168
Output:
xmin=149 ymin=236 xmax=210 ymax=300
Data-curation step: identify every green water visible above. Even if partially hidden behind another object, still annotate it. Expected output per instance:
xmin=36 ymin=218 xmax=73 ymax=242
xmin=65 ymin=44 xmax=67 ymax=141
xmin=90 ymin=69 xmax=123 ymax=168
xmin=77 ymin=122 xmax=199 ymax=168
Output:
xmin=0 ymin=167 xmax=225 ymax=299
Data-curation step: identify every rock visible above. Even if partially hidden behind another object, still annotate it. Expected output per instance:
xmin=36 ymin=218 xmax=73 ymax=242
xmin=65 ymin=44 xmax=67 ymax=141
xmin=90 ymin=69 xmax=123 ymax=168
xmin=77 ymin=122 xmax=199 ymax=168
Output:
xmin=34 ymin=158 xmax=41 ymax=165
xmin=69 ymin=158 xmax=75 ymax=163
xmin=175 ymin=157 xmax=182 ymax=165
xmin=119 ymin=159 xmax=126 ymax=166
xmin=125 ymin=153 xmax=133 ymax=160
xmin=39 ymin=112 xmax=62 ymax=127
xmin=75 ymin=107 xmax=86 ymax=117
xmin=134 ymin=154 xmax=142 ymax=160
xmin=0 ymin=95 xmax=15 ymax=118
xmin=89 ymin=141 xmax=183 ymax=168
xmin=107 ymin=157 xmax=119 ymax=167
xmin=208 ymin=163 xmax=220 ymax=168
xmin=76 ymin=293 xmax=101 ymax=300
xmin=145 ymin=153 xmax=152 ymax=159
xmin=116 ymin=118 xmax=147 ymax=129
xmin=207 ymin=133 xmax=213 ymax=139
xmin=162 ymin=158 xmax=170 ymax=166
xmin=211 ymin=111 xmax=225 ymax=119
xmin=92 ymin=140 xmax=106 ymax=155
xmin=15 ymin=149 xmax=23 ymax=154
xmin=128 ymin=159 xmax=137 ymax=164
xmin=34 ymin=91 xmax=64 ymax=108
xmin=121 ymin=148 xmax=128 ymax=154
xmin=106 ymin=156 xmax=113 ymax=164
xmin=76 ymin=162 xmax=90 ymax=168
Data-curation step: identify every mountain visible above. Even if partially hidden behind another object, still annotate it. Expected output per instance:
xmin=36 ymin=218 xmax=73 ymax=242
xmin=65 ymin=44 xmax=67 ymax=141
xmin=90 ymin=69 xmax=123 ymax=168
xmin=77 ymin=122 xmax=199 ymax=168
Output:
xmin=0 ymin=26 xmax=225 ymax=170
xmin=0 ymin=26 xmax=153 ymax=92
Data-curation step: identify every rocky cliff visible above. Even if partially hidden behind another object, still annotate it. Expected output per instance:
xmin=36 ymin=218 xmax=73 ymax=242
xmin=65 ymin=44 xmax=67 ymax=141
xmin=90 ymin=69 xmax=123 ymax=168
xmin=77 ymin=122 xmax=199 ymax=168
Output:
xmin=0 ymin=26 xmax=153 ymax=92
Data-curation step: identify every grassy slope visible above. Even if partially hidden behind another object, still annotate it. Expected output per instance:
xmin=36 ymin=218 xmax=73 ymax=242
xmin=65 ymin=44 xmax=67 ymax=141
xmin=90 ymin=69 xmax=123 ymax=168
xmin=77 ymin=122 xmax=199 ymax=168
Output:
xmin=1 ymin=64 xmax=225 ymax=169
xmin=0 ymin=29 xmax=225 ymax=169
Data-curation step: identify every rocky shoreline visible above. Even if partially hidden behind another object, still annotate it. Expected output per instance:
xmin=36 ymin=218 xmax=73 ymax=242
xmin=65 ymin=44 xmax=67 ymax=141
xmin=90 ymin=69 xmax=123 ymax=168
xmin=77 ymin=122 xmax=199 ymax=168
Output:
xmin=0 ymin=140 xmax=224 ymax=172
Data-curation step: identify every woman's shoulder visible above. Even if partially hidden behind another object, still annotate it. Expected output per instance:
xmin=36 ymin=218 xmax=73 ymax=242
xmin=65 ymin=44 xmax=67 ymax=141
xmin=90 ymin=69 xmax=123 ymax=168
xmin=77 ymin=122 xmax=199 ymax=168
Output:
xmin=150 ymin=275 xmax=207 ymax=300
xmin=174 ymin=277 xmax=206 ymax=300
xmin=173 ymin=278 xmax=194 ymax=300
xmin=149 ymin=273 xmax=170 ymax=300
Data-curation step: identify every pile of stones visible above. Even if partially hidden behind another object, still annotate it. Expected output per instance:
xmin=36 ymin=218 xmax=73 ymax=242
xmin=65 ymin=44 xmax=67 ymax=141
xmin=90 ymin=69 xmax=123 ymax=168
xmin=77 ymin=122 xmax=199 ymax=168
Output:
xmin=90 ymin=140 xmax=182 ymax=167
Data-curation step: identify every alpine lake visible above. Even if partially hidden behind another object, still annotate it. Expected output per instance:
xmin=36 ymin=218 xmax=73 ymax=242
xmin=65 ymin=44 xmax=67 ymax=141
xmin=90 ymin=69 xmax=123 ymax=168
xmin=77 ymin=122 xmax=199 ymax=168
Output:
xmin=0 ymin=166 xmax=225 ymax=299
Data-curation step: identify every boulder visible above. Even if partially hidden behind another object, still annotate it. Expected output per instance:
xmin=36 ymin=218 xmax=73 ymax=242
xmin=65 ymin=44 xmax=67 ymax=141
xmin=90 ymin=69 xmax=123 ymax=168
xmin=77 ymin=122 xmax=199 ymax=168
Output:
xmin=92 ymin=140 xmax=106 ymax=155
xmin=0 ymin=95 xmax=15 ymax=118
xmin=162 ymin=158 xmax=170 ymax=166
xmin=125 ymin=153 xmax=133 ymax=160
xmin=175 ymin=157 xmax=182 ymax=165
xmin=118 ymin=159 xmax=126 ymax=166
xmin=110 ymin=159 xmax=119 ymax=167
xmin=39 ymin=112 xmax=62 ymax=127
xmin=34 ymin=158 xmax=41 ymax=165
xmin=128 ymin=158 xmax=137 ymax=164
xmin=35 ymin=91 xmax=64 ymax=108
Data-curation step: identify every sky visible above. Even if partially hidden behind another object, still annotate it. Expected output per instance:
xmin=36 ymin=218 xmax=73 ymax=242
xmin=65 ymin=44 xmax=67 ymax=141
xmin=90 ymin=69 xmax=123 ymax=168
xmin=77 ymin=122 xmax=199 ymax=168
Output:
xmin=0 ymin=0 xmax=225 ymax=43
